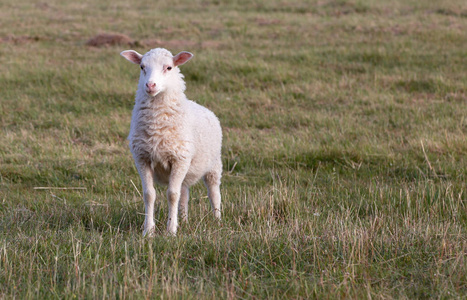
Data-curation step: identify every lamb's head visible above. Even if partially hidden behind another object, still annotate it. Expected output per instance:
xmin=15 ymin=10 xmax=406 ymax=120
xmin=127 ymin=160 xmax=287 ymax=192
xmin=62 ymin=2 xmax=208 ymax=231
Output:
xmin=120 ymin=48 xmax=193 ymax=97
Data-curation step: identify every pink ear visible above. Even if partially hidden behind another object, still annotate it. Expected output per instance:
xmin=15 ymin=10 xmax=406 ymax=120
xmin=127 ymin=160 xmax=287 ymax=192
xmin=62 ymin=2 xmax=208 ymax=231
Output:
xmin=173 ymin=51 xmax=193 ymax=67
xmin=120 ymin=50 xmax=143 ymax=65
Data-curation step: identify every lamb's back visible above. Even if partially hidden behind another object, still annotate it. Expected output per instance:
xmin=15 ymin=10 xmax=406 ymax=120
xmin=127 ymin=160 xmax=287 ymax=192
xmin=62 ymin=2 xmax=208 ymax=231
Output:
xmin=183 ymin=99 xmax=222 ymax=182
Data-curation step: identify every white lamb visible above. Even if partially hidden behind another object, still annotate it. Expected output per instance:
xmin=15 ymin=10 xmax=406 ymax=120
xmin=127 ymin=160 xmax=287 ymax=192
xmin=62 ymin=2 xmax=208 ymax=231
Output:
xmin=120 ymin=48 xmax=222 ymax=236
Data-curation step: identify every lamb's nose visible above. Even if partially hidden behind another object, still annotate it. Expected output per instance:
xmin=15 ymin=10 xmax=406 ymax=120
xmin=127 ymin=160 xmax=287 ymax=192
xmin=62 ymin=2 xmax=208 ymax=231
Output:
xmin=146 ymin=82 xmax=156 ymax=89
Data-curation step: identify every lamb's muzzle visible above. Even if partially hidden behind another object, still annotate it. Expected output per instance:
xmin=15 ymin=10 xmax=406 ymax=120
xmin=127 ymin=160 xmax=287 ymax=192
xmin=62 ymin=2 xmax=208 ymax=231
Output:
xmin=145 ymin=82 xmax=157 ymax=95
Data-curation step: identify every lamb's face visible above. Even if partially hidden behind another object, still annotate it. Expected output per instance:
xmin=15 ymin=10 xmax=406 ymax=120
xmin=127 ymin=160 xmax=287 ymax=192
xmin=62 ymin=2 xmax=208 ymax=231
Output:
xmin=140 ymin=49 xmax=176 ymax=97
xmin=120 ymin=48 xmax=193 ymax=97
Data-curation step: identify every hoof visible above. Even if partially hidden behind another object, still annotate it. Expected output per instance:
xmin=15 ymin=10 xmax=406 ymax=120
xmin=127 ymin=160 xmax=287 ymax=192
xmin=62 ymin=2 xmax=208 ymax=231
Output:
xmin=166 ymin=230 xmax=177 ymax=237
xmin=214 ymin=209 xmax=221 ymax=220
xmin=167 ymin=219 xmax=178 ymax=236
xmin=143 ymin=226 xmax=155 ymax=237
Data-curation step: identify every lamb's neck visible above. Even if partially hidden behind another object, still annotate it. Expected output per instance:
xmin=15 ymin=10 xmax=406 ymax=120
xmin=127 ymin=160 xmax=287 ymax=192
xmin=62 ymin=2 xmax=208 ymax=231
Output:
xmin=136 ymin=89 xmax=186 ymax=111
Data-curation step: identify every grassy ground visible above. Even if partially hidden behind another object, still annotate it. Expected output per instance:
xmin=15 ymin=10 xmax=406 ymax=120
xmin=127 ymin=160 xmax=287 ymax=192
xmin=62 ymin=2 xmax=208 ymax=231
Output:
xmin=1 ymin=0 xmax=466 ymax=298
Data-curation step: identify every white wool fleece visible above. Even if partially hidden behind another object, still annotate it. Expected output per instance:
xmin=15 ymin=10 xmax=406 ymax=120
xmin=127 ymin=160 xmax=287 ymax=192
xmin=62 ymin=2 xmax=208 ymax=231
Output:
xmin=121 ymin=48 xmax=222 ymax=236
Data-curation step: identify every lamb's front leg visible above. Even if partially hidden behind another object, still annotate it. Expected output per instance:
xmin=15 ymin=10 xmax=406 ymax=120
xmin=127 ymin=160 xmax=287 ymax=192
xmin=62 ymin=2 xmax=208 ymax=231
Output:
xmin=166 ymin=162 xmax=190 ymax=235
xmin=135 ymin=161 xmax=156 ymax=237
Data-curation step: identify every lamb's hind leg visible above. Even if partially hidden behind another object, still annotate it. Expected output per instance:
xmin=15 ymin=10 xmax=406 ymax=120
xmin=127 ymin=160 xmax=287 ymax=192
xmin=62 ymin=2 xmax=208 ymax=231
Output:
xmin=179 ymin=185 xmax=189 ymax=223
xmin=204 ymin=170 xmax=222 ymax=220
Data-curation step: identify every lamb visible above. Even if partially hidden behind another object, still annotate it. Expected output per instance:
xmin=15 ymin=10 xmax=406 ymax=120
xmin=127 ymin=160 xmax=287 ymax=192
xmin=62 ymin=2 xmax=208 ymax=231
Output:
xmin=120 ymin=48 xmax=222 ymax=236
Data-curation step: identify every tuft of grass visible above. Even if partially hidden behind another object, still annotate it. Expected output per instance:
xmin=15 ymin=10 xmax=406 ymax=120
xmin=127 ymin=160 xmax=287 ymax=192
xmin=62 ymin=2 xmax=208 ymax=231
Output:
xmin=1 ymin=0 xmax=466 ymax=298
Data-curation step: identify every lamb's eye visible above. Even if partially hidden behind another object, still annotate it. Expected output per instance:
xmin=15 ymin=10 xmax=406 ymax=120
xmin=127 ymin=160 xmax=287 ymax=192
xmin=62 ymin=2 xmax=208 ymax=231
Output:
xmin=167 ymin=66 xmax=172 ymax=71
xmin=140 ymin=65 xmax=145 ymax=70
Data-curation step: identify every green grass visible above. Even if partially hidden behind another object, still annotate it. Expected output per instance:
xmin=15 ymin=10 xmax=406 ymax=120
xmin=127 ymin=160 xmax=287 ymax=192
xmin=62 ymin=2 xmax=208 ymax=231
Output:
xmin=1 ymin=0 xmax=466 ymax=298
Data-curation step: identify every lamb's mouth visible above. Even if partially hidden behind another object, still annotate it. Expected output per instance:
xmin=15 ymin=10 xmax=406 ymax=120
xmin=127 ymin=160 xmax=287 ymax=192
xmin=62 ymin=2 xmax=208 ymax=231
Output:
xmin=146 ymin=89 xmax=159 ymax=96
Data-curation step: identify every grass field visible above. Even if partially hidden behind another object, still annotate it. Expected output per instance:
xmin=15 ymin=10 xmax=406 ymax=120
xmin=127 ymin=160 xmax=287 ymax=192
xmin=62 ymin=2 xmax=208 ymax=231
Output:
xmin=1 ymin=0 xmax=466 ymax=298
